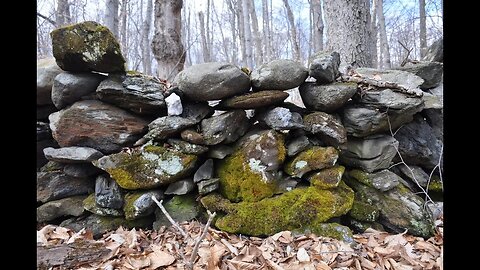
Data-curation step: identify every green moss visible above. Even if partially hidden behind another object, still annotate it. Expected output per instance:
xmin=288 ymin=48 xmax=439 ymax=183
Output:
xmin=123 ymin=192 xmax=144 ymax=220
xmin=348 ymin=200 xmax=379 ymax=222
xmin=308 ymin=165 xmax=345 ymax=189
xmin=348 ymin=169 xmax=372 ymax=186
xmin=427 ymin=176 xmax=443 ymax=192
xmin=284 ymin=146 xmax=339 ymax=177
xmin=298 ymin=223 xmax=354 ymax=243
xmin=83 ymin=194 xmax=124 ymax=217
xmin=40 ymin=161 xmax=64 ymax=172
xmin=153 ymin=194 xmax=202 ymax=230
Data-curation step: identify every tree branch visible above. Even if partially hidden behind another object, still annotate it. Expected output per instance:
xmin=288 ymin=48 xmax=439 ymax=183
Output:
xmin=151 ymin=196 xmax=188 ymax=238
xmin=187 ymin=210 xmax=216 ymax=270
xmin=37 ymin=12 xmax=57 ymax=27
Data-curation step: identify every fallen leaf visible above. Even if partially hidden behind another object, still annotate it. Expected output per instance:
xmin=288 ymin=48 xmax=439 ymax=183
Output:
xmin=148 ymin=245 xmax=175 ymax=268
xmin=296 ymin=247 xmax=310 ymax=262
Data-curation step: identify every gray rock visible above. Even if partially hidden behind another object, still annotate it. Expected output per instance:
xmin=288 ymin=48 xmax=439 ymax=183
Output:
xmin=197 ymin=178 xmax=219 ymax=195
xmin=218 ymin=90 xmax=289 ymax=110
xmin=37 ymin=58 xmax=62 ymax=105
xmin=397 ymin=61 xmax=443 ymax=89
xmin=37 ymin=171 xmax=94 ymax=203
xmin=49 ymin=100 xmax=148 ymax=153
xmin=40 ymin=161 xmax=65 ymax=172
xmin=37 ymin=105 xmax=58 ymax=120
xmin=251 ymin=59 xmax=308 ymax=90
xmin=95 ymin=174 xmax=124 ymax=209
xmin=303 ymin=112 xmax=347 ymax=146
xmin=207 ymin=145 xmax=234 ymax=159
xmin=143 ymin=116 xmax=196 ymax=141
xmin=308 ymin=51 xmax=341 ymax=84
xmin=193 ymin=159 xmax=214 ymax=183
xmin=396 ymin=164 xmax=430 ymax=188
xmin=167 ymin=139 xmax=209 ymax=155
xmin=153 ymin=194 xmax=201 ymax=230
xmin=83 ymin=194 xmax=124 ymax=216
xmin=165 ymin=179 xmax=195 ymax=195
xmin=348 ymin=169 xmax=401 ymax=192
xmin=287 ymin=135 xmax=311 ymax=156
xmin=422 ymin=38 xmax=443 ymax=62
xmin=37 ymin=140 xmax=59 ymax=170
xmin=52 ymin=72 xmax=105 ymax=109
xmin=51 ymin=21 xmax=125 ymax=73
xmin=427 ymin=201 xmax=443 ymax=220
xmin=165 ymin=92 xmax=183 ymax=115
xmin=181 ymin=129 xmax=205 ymax=145
xmin=174 ymin=62 xmax=251 ymax=101
xmin=64 ymin=163 xmax=103 ymax=178
xmin=394 ymin=116 xmax=443 ymax=169
xmin=96 ymin=75 xmax=166 ymax=115
xmin=257 ymin=107 xmax=304 ymax=130
xmin=299 ymin=82 xmax=357 ymax=112
xmin=356 ymin=68 xmax=424 ymax=90
xmin=124 ymin=190 xmax=164 ymax=220
xmin=43 ymin=146 xmax=104 ymax=163
xmin=37 ymin=122 xmax=52 ymax=141
xmin=423 ymin=108 xmax=443 ymax=141
xmin=421 ymin=92 xmax=442 ymax=110
xmin=201 ymin=110 xmax=250 ymax=145
xmin=181 ymin=102 xmax=213 ymax=123
xmin=60 ymin=214 xmax=153 ymax=238
xmin=275 ymin=178 xmax=299 ymax=194
xmin=284 ymin=146 xmax=339 ymax=178
xmin=339 ymin=135 xmax=398 ymax=173
xmin=37 ymin=195 xmax=87 ymax=223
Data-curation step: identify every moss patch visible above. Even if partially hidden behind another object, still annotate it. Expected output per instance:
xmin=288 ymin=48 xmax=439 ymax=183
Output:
xmin=297 ymin=223 xmax=354 ymax=243
xmin=284 ymin=146 xmax=338 ymax=177
xmin=348 ymin=200 xmax=379 ymax=222
xmin=307 ymin=165 xmax=345 ymax=189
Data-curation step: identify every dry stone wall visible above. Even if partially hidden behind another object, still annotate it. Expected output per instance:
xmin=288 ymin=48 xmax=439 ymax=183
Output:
xmin=37 ymin=21 xmax=443 ymax=241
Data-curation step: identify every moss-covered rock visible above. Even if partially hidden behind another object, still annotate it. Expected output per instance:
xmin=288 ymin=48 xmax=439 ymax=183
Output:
xmin=217 ymin=130 xmax=286 ymax=202
xmin=295 ymin=223 xmax=354 ymax=243
xmin=348 ymin=169 xmax=400 ymax=191
xmin=93 ymin=145 xmax=197 ymax=190
xmin=348 ymin=200 xmax=380 ymax=222
xmin=123 ymin=190 xmax=163 ymax=220
xmin=345 ymin=218 xmax=385 ymax=233
xmin=83 ymin=194 xmax=124 ymax=217
xmin=307 ymin=165 xmax=345 ymax=189
xmin=153 ymin=194 xmax=202 ymax=230
xmin=284 ymin=146 xmax=338 ymax=178
xmin=50 ymin=21 xmax=125 ymax=73
xmin=201 ymin=181 xmax=354 ymax=236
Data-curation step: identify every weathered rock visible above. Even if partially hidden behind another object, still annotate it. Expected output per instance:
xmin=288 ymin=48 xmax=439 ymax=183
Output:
xmin=50 ymin=21 xmax=126 ymax=73
xmin=218 ymin=130 xmax=286 ymax=202
xmin=201 ymin=182 xmax=353 ymax=236
xmin=275 ymin=178 xmax=299 ymax=194
xmin=60 ymin=214 xmax=153 ymax=238
xmin=218 ymin=90 xmax=289 ymax=109
xmin=208 ymin=145 xmax=234 ymax=159
xmin=52 ymin=72 xmax=105 ymax=109
xmin=181 ymin=129 xmax=205 ymax=145
xmin=37 ymin=104 xmax=58 ymax=120
xmin=339 ymin=135 xmax=398 ymax=173
xmin=396 ymin=164 xmax=430 ymax=188
xmin=257 ymin=107 xmax=304 ymax=130
xmin=307 ymin=165 xmax=345 ymax=189
xmin=193 ymin=159 xmax=214 ymax=183
xmin=423 ymin=108 xmax=443 ymax=141
xmin=356 ymin=68 xmax=424 ymax=90
xmin=422 ymin=37 xmax=443 ymax=62
xmin=165 ymin=92 xmax=183 ymax=116
xmin=303 ymin=112 xmax=347 ymax=146
xmin=174 ymin=62 xmax=251 ymax=101
xmin=49 ymin=100 xmax=148 ymax=153
xmin=143 ymin=116 xmax=196 ymax=141
xmin=96 ymin=75 xmax=166 ymax=115
xmin=123 ymin=190 xmax=164 ymax=220
xmin=166 ymin=139 xmax=209 ymax=155
xmin=95 ymin=174 xmax=124 ymax=209
xmin=153 ymin=194 xmax=202 ymax=230
xmin=165 ymin=179 xmax=195 ymax=195
xmin=43 ymin=146 xmax=104 ymax=163
xmin=180 ymin=102 xmax=213 ymax=123
xmin=286 ymin=135 xmax=311 ymax=156
xmin=308 ymin=51 xmax=341 ymax=84
xmin=347 ymin=169 xmax=400 ymax=192
xmin=251 ymin=59 xmax=308 ymax=90
xmin=198 ymin=178 xmax=220 ymax=195
xmin=37 ymin=171 xmax=94 ymax=203
xmin=397 ymin=61 xmax=443 ymax=89
xmin=346 ymin=218 xmax=384 ymax=233
xmin=64 ymin=163 xmax=103 ymax=178
xmin=37 ymin=57 xmax=62 ymax=105
xmin=93 ymin=145 xmax=197 ymax=189
xmin=83 ymin=194 xmax=124 ymax=216
xmin=348 ymin=198 xmax=380 ymax=222
xmin=284 ymin=146 xmax=338 ymax=178
xmin=298 ymin=223 xmax=354 ymax=243
xmin=421 ymin=92 xmax=443 ymax=110
xmin=394 ymin=116 xmax=443 ymax=169
xmin=37 ymin=196 xmax=87 ymax=223
xmin=40 ymin=161 xmax=65 ymax=172
xmin=38 ymin=140 xmax=59 ymax=170
xmin=201 ymin=110 xmax=250 ymax=145
xmin=299 ymin=82 xmax=357 ymax=112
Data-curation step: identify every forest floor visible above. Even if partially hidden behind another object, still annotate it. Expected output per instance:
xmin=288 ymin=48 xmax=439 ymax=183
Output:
xmin=37 ymin=215 xmax=443 ymax=270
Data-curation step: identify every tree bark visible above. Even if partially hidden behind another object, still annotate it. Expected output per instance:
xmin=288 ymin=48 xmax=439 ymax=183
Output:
xmin=142 ymin=0 xmax=153 ymax=74
xmin=311 ymin=0 xmax=324 ymax=53
xmin=152 ymin=0 xmax=185 ymax=81
xmin=237 ymin=0 xmax=247 ymax=66
xmin=198 ymin=11 xmax=211 ymax=62
xmin=105 ymin=0 xmax=119 ymax=38
xmin=37 ymin=241 xmax=110 ymax=269
xmin=56 ymin=0 xmax=71 ymax=27
xmin=262 ymin=0 xmax=271 ymax=62
xmin=377 ymin=0 xmax=391 ymax=69
xmin=120 ymin=0 xmax=128 ymax=58
xmin=419 ymin=0 xmax=427 ymax=57
xmin=370 ymin=0 xmax=378 ymax=68
xmin=282 ymin=0 xmax=300 ymax=61
xmin=323 ymin=0 xmax=373 ymax=67
xmin=242 ymin=0 xmax=253 ymax=67
xmin=225 ymin=0 xmax=238 ymax=65
xmin=249 ymin=1 xmax=263 ymax=66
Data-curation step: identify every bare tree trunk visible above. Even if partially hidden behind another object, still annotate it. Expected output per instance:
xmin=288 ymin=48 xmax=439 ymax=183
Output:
xmin=262 ymin=0 xmax=271 ymax=62
xmin=242 ymin=0 xmax=253 ymax=67
xmin=282 ymin=0 xmax=300 ymax=61
xmin=370 ymin=0 xmax=378 ymax=68
xmin=206 ymin=0 xmax=212 ymax=60
xmin=237 ymin=0 xmax=247 ymax=66
xmin=323 ymin=0 xmax=373 ymax=67
xmin=212 ymin=1 xmax=229 ymax=63
xmin=377 ymin=0 xmax=391 ymax=69
xmin=56 ymin=0 xmax=71 ymax=27
xmin=225 ymin=0 xmax=237 ymax=65
xmin=119 ymin=0 xmax=128 ymax=60
xmin=198 ymin=11 xmax=211 ymax=62
xmin=152 ymin=0 xmax=185 ymax=81
xmin=105 ymin=0 xmax=119 ymax=38
xmin=311 ymin=0 xmax=324 ymax=53
xmin=249 ymin=1 xmax=263 ymax=66
xmin=419 ymin=0 xmax=427 ymax=57
xmin=142 ymin=0 xmax=153 ymax=74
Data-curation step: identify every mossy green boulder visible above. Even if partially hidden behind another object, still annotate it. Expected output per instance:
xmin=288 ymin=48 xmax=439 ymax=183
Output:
xmin=50 ymin=21 xmax=125 ymax=73
xmin=307 ymin=165 xmax=345 ymax=189
xmin=200 ymin=181 xmax=354 ymax=236
xmin=348 ymin=169 xmax=400 ymax=191
xmin=153 ymin=194 xmax=202 ymax=230
xmin=284 ymin=146 xmax=338 ymax=177
xmin=348 ymin=200 xmax=380 ymax=222
xmin=93 ymin=145 xmax=197 ymax=190
xmin=217 ymin=130 xmax=286 ymax=202
xmin=294 ymin=223 xmax=354 ymax=243
xmin=123 ymin=190 xmax=163 ymax=220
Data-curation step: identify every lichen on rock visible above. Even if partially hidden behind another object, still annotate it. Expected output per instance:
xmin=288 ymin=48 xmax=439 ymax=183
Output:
xmin=284 ymin=146 xmax=339 ymax=178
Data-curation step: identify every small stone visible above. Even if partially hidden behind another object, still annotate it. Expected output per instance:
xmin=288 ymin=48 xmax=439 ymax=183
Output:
xmin=83 ymin=194 xmax=124 ymax=217
xmin=63 ymin=163 xmax=103 ymax=178
xmin=348 ymin=169 xmax=401 ymax=191
xmin=43 ymin=146 xmax=104 ymax=163
xmin=208 ymin=145 xmax=234 ymax=159
xmin=217 ymin=90 xmax=289 ymax=109
xmin=194 ymin=159 xmax=214 ymax=183
xmin=37 ymin=196 xmax=87 ymax=223
xmin=165 ymin=179 xmax=195 ymax=195
xmin=396 ymin=164 xmax=430 ymax=188
xmin=181 ymin=129 xmax=205 ymax=145
xmin=284 ymin=146 xmax=339 ymax=178
xmin=37 ymin=57 xmax=62 ymax=105
xmin=52 ymin=72 xmax=105 ymax=109
xmin=307 ymin=165 xmax=345 ymax=189
xmin=308 ymin=51 xmax=341 ymax=84
xmin=95 ymin=174 xmax=124 ymax=209
xmin=165 ymin=92 xmax=183 ymax=116
xmin=274 ymin=178 xmax=299 ymax=194
xmin=198 ymin=178 xmax=220 ymax=195
xmin=251 ymin=59 xmax=308 ymax=90
xmin=397 ymin=61 xmax=443 ymax=89
xmin=257 ymin=107 xmax=304 ymax=130
xmin=299 ymin=82 xmax=357 ymax=112
xmin=153 ymin=194 xmax=201 ymax=230
xmin=201 ymin=110 xmax=250 ymax=145
xmin=167 ymin=139 xmax=209 ymax=155
xmin=286 ymin=136 xmax=311 ymax=156
xmin=143 ymin=116 xmax=196 ymax=141
xmin=303 ymin=112 xmax=347 ymax=146
xmin=124 ymin=190 xmax=164 ymax=220
xmin=37 ymin=171 xmax=94 ymax=203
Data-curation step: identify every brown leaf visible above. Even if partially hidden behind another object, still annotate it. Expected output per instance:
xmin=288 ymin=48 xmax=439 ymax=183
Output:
xmin=315 ymin=260 xmax=332 ymax=270
xmin=227 ymin=260 xmax=260 ymax=269
xmin=296 ymin=247 xmax=310 ymax=262
xmin=126 ymin=255 xmax=151 ymax=269
xmin=148 ymin=245 xmax=175 ymax=268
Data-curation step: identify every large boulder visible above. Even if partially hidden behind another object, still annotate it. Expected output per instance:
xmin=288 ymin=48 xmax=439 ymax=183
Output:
xmin=49 ymin=100 xmax=148 ymax=153
xmin=397 ymin=61 xmax=443 ymax=89
xmin=284 ymin=146 xmax=338 ymax=178
xmin=308 ymin=51 xmax=341 ymax=84
xmin=217 ymin=90 xmax=289 ymax=109
xmin=201 ymin=110 xmax=250 ymax=145
xmin=52 ymin=72 xmax=105 ymax=109
xmin=299 ymin=82 xmax=357 ymax=112
xmin=37 ymin=171 xmax=94 ymax=203
xmin=218 ymin=130 xmax=286 ymax=202
xmin=356 ymin=68 xmax=424 ymax=90
xmin=93 ymin=145 xmax=197 ymax=189
xmin=303 ymin=112 xmax=347 ymax=146
xmin=37 ymin=196 xmax=87 ymax=223
xmin=50 ymin=21 xmax=126 ymax=73
xmin=37 ymin=58 xmax=62 ymax=105
xmin=174 ymin=62 xmax=251 ymax=101
xmin=251 ymin=59 xmax=308 ymax=90
xmin=43 ymin=146 xmax=104 ymax=163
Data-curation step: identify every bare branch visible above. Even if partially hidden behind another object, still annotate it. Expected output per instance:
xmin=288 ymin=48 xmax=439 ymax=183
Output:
xmin=186 ymin=210 xmax=216 ymax=270
xmin=37 ymin=12 xmax=57 ymax=27
xmin=151 ymin=196 xmax=188 ymax=238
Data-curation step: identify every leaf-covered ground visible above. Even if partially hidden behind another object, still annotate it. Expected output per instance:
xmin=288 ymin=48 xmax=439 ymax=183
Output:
xmin=37 ymin=216 xmax=443 ymax=270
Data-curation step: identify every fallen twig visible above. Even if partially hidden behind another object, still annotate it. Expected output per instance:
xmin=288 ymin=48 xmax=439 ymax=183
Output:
xmin=187 ymin=210 xmax=217 ymax=269
xmin=151 ymin=196 xmax=188 ymax=238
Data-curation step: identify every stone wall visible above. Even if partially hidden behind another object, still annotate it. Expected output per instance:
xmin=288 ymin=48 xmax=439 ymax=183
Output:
xmin=37 ymin=21 xmax=443 ymax=240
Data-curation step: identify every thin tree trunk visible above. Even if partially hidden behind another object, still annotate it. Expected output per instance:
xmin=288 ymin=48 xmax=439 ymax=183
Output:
xmin=212 ymin=2 xmax=229 ymax=63
xmin=120 ymin=0 xmax=128 ymax=60
xmin=242 ymin=0 xmax=253 ymax=67
xmin=225 ymin=0 xmax=237 ymax=65
xmin=377 ymin=0 xmax=391 ymax=69
xmin=249 ymin=1 xmax=263 ymax=66
xmin=262 ymin=0 xmax=271 ymax=62
xmin=56 ymin=0 xmax=71 ymax=27
xmin=311 ymin=0 xmax=324 ymax=53
xmin=323 ymin=0 xmax=373 ymax=67
xmin=198 ymin=11 xmax=211 ymax=62
xmin=206 ymin=0 xmax=212 ymax=60
xmin=371 ymin=0 xmax=378 ymax=68
xmin=282 ymin=0 xmax=300 ymax=61
xmin=105 ymin=0 xmax=119 ymax=38
xmin=142 ymin=0 xmax=153 ymax=74
xmin=419 ymin=0 xmax=427 ymax=57
xmin=152 ymin=0 xmax=185 ymax=81
xmin=237 ymin=0 xmax=247 ymax=66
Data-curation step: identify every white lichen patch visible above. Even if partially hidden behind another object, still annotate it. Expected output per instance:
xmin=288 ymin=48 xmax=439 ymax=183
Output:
xmin=295 ymin=160 xmax=308 ymax=169
xmin=142 ymin=152 xmax=159 ymax=162
xmin=155 ymin=156 xmax=184 ymax=176
xmin=248 ymin=158 xmax=269 ymax=182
